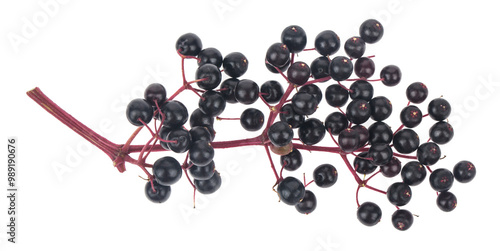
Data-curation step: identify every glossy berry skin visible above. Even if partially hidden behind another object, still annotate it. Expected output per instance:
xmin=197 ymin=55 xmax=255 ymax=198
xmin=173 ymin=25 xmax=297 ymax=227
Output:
xmin=380 ymin=65 xmax=401 ymax=87
xmin=428 ymin=98 xmax=451 ymax=121
xmin=380 ymin=157 xmax=402 ymax=178
xmin=393 ymin=129 xmax=420 ymax=154
xmin=280 ymin=148 xmax=303 ymax=171
xmin=144 ymin=83 xmax=167 ymax=106
xmin=357 ymin=202 xmax=382 ymax=227
xmin=346 ymin=99 xmax=371 ymax=124
xmin=298 ymin=118 xmax=325 ymax=145
xmin=437 ymin=191 xmax=457 ymax=212
xmin=219 ymin=78 xmax=239 ymax=104
xmin=126 ymin=99 xmax=153 ymax=126
xmin=166 ymin=128 xmax=192 ymax=153
xmin=194 ymin=171 xmax=222 ymax=194
xmin=310 ymin=56 xmax=331 ymax=81
xmin=195 ymin=64 xmax=222 ymax=90
xmin=197 ymin=47 xmax=223 ymax=68
xmin=325 ymin=112 xmax=348 ymax=135
xmin=299 ymin=84 xmax=322 ymax=104
xmin=159 ymin=126 xmax=171 ymax=150
xmin=189 ymin=126 xmax=213 ymax=143
xmin=281 ymin=25 xmax=307 ymax=53
xmin=189 ymin=108 xmax=214 ymax=128
xmin=240 ymin=108 xmax=265 ymax=131
xmin=153 ymin=156 xmax=182 ymax=186
xmin=266 ymin=60 xmax=290 ymax=74
xmin=260 ymin=80 xmax=284 ymax=104
xmin=268 ymin=121 xmax=293 ymax=147
xmin=279 ymin=104 xmax=305 ymax=128
xmin=359 ymin=19 xmax=383 ymax=44
xmin=401 ymin=161 xmax=427 ymax=186
xmin=266 ymin=43 xmax=290 ymax=68
xmin=292 ymin=92 xmax=318 ymax=115
xmin=223 ymin=52 xmax=248 ymax=78
xmin=235 ymin=79 xmax=259 ymax=105
xmin=189 ymin=140 xmax=214 ymax=166
xmin=339 ymin=128 xmax=360 ymax=153
xmin=160 ymin=101 xmax=189 ymax=129
xmin=287 ymin=62 xmax=311 ymax=86
xmin=429 ymin=168 xmax=454 ymax=192
xmin=329 ymin=56 xmax=353 ymax=81
xmin=277 ymin=176 xmax=306 ymax=206
xmin=344 ymin=36 xmax=366 ymax=58
xmin=400 ymin=105 xmax=422 ymax=128
xmin=145 ymin=180 xmax=171 ymax=203
xmin=313 ymin=164 xmax=338 ymax=188
xmin=387 ymin=182 xmax=412 ymax=206
xmin=325 ymin=84 xmax=349 ymax=107
xmin=295 ymin=190 xmax=317 ymax=214
xmin=406 ymin=82 xmax=428 ymax=104
xmin=368 ymin=122 xmax=393 ymax=145
xmin=417 ymin=142 xmax=441 ymax=165
xmin=369 ymin=143 xmax=393 ymax=166
xmin=352 ymin=125 xmax=369 ymax=147
xmin=176 ymin=33 xmax=202 ymax=56
xmin=349 ymin=80 xmax=373 ymax=101
xmin=392 ymin=209 xmax=414 ymax=231
xmin=354 ymin=57 xmax=375 ymax=79
xmin=370 ymin=96 xmax=392 ymax=121
xmin=189 ymin=161 xmax=215 ymax=181
xmin=199 ymin=91 xmax=226 ymax=117
xmin=453 ymin=161 xmax=476 ymax=183
xmin=429 ymin=121 xmax=454 ymax=144
xmin=354 ymin=152 xmax=377 ymax=174
xmin=314 ymin=30 xmax=340 ymax=56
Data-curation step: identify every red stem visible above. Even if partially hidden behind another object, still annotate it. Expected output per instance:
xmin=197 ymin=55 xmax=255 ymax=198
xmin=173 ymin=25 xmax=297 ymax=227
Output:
xmin=264 ymin=145 xmax=281 ymax=183
xmin=339 ymin=154 xmax=363 ymax=185
xmin=393 ymin=152 xmax=418 ymax=160
xmin=364 ymin=184 xmax=387 ymax=194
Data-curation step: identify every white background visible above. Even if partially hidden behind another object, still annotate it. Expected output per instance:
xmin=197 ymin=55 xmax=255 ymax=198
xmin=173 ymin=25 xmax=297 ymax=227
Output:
xmin=1 ymin=0 xmax=499 ymax=250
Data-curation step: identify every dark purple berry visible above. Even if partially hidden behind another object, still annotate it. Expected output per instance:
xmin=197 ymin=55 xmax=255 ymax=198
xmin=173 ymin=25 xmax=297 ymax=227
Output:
xmin=313 ymin=164 xmax=338 ymax=188
xmin=359 ymin=19 xmax=384 ymax=44
xmin=126 ymin=99 xmax=153 ymax=126
xmin=380 ymin=65 xmax=401 ymax=87
xmin=329 ymin=56 xmax=353 ymax=81
xmin=400 ymin=105 xmax=422 ymax=128
xmin=314 ymin=30 xmax=340 ymax=56
xmin=277 ymin=176 xmax=305 ymax=205
xmin=429 ymin=121 xmax=454 ymax=145
xmin=437 ymin=191 xmax=457 ymax=212
xmin=280 ymin=148 xmax=303 ymax=171
xmin=194 ymin=171 xmax=222 ymax=194
xmin=392 ymin=209 xmax=414 ymax=231
xmin=401 ymin=161 xmax=427 ymax=186
xmin=281 ymin=25 xmax=307 ymax=53
xmin=406 ymin=82 xmax=428 ymax=104
xmin=287 ymin=61 xmax=311 ymax=86
xmin=223 ymin=52 xmax=248 ymax=78
xmin=387 ymin=182 xmax=412 ymax=206
xmin=153 ymin=156 xmax=182 ymax=186
xmin=197 ymin=47 xmax=223 ymax=67
xmin=357 ymin=202 xmax=382 ymax=226
xmin=453 ymin=161 xmax=476 ymax=183
xmin=429 ymin=168 xmax=454 ymax=192
xmin=354 ymin=57 xmax=375 ymax=79
xmin=428 ymin=98 xmax=451 ymax=121
xmin=295 ymin=190 xmax=317 ymax=214
xmin=176 ymin=33 xmax=202 ymax=56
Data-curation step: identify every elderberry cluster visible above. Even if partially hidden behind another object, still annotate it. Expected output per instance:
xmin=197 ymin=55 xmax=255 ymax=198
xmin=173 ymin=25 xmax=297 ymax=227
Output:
xmin=123 ymin=19 xmax=476 ymax=231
